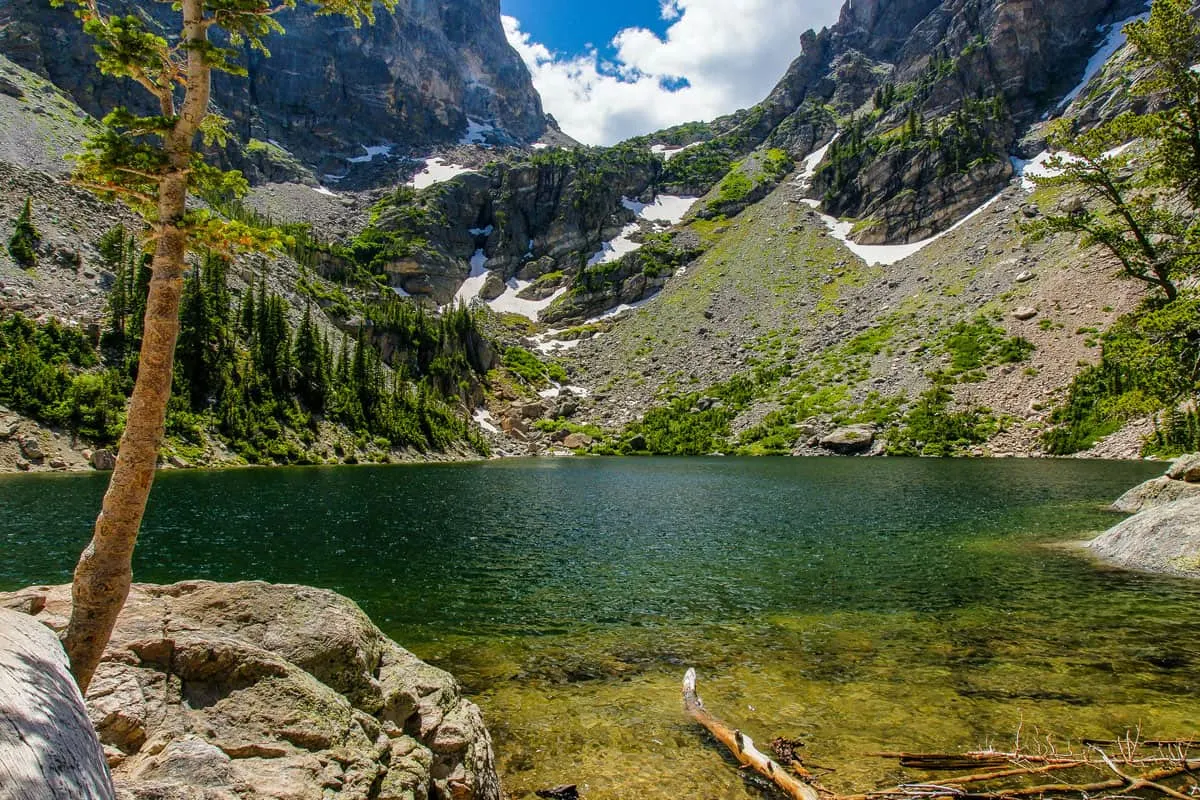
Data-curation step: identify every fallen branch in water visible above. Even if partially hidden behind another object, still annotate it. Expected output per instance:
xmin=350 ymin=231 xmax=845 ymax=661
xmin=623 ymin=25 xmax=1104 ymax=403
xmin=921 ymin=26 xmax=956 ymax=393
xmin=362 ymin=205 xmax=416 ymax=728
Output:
xmin=680 ymin=670 xmax=1200 ymax=800
xmin=682 ymin=668 xmax=822 ymax=800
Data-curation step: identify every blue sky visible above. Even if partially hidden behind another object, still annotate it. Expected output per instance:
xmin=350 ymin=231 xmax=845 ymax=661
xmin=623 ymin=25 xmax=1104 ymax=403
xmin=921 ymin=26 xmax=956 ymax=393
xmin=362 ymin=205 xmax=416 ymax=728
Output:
xmin=499 ymin=0 xmax=670 ymax=57
xmin=499 ymin=0 xmax=845 ymax=146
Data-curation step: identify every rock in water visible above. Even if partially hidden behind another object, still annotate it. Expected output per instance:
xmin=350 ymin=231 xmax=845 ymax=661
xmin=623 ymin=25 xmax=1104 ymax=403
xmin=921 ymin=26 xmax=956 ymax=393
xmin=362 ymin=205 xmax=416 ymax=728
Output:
xmin=1112 ymin=456 xmax=1200 ymax=513
xmin=90 ymin=449 xmax=117 ymax=471
xmin=0 ymin=608 xmax=115 ymax=799
xmin=0 ymin=581 xmax=503 ymax=800
xmin=1112 ymin=476 xmax=1200 ymax=514
xmin=1088 ymin=497 xmax=1200 ymax=578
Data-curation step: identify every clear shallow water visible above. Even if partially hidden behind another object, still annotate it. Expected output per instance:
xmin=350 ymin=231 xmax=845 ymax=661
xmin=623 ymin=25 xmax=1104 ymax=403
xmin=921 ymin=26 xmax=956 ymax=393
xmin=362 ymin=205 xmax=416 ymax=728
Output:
xmin=2 ymin=457 xmax=1197 ymax=798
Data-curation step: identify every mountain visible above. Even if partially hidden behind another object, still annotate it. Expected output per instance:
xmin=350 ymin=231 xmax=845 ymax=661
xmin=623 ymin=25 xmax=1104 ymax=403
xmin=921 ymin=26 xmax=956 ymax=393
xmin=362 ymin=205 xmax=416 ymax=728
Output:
xmin=0 ymin=0 xmax=1192 ymax=471
xmin=0 ymin=0 xmax=548 ymax=169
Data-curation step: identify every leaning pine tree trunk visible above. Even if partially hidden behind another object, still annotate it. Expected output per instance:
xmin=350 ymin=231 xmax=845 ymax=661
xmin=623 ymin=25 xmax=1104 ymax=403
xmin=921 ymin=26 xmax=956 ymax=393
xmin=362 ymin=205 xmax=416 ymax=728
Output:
xmin=65 ymin=187 xmax=189 ymax=693
xmin=65 ymin=0 xmax=210 ymax=691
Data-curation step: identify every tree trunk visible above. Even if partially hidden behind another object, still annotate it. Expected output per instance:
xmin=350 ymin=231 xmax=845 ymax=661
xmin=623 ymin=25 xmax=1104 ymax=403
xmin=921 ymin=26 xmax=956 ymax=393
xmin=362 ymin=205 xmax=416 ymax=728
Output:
xmin=65 ymin=176 xmax=189 ymax=693
xmin=682 ymin=668 xmax=822 ymax=800
xmin=64 ymin=0 xmax=210 ymax=693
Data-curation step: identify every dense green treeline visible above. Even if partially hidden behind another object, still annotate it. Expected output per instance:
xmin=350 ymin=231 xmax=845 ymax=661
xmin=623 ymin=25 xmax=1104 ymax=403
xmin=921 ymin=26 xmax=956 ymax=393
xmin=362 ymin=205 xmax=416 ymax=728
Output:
xmin=1 ymin=225 xmax=490 ymax=462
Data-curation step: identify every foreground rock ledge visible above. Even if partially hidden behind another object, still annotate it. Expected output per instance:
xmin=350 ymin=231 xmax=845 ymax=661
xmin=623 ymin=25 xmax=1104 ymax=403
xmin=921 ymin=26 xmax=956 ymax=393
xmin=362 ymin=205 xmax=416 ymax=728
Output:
xmin=0 ymin=581 xmax=502 ymax=800
xmin=1089 ymin=496 xmax=1200 ymax=579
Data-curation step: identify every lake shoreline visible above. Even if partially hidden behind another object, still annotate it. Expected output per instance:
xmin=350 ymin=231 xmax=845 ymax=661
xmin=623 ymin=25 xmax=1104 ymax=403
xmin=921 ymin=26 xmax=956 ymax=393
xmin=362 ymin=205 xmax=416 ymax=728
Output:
xmin=0 ymin=430 xmax=1165 ymax=477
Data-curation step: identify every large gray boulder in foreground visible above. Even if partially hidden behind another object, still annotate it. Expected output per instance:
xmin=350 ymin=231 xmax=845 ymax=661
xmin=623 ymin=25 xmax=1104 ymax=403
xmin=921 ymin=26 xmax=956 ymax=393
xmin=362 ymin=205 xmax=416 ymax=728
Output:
xmin=1089 ymin=496 xmax=1200 ymax=578
xmin=0 ymin=582 xmax=501 ymax=800
xmin=0 ymin=607 xmax=115 ymax=800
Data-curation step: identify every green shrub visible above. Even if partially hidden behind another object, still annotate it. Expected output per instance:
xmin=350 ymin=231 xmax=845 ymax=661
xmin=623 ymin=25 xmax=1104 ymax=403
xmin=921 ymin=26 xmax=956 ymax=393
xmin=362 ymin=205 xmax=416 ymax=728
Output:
xmin=887 ymin=385 xmax=998 ymax=456
xmin=1043 ymin=293 xmax=1200 ymax=455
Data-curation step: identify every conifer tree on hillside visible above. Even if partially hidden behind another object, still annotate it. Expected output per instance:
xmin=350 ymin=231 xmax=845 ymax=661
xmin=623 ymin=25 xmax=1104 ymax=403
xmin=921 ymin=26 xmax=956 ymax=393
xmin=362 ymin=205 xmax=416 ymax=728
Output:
xmin=7 ymin=197 xmax=40 ymax=268
xmin=58 ymin=0 xmax=392 ymax=692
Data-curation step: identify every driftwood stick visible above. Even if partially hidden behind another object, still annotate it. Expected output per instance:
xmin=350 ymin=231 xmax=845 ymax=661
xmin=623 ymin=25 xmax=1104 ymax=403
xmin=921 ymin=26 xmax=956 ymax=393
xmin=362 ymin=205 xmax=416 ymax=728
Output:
xmin=682 ymin=668 xmax=821 ymax=800
xmin=1082 ymin=739 xmax=1199 ymax=749
xmin=936 ymin=761 xmax=1085 ymax=786
xmin=847 ymin=761 xmax=1200 ymax=800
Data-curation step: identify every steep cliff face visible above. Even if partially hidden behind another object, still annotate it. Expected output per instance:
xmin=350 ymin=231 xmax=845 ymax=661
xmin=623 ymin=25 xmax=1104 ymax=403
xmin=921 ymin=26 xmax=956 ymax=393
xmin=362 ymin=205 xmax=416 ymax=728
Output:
xmin=0 ymin=0 xmax=546 ymax=166
xmin=658 ymin=0 xmax=1149 ymax=245
xmin=343 ymin=149 xmax=664 ymax=306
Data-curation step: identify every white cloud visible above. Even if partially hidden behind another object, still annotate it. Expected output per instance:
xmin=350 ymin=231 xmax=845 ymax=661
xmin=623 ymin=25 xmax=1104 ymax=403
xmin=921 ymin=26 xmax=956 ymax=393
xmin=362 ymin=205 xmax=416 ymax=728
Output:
xmin=503 ymin=0 xmax=843 ymax=146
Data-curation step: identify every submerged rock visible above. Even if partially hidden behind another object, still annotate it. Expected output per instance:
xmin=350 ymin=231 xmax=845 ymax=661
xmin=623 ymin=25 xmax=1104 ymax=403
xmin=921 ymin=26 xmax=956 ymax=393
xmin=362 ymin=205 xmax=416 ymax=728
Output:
xmin=0 ymin=581 xmax=502 ymax=800
xmin=1088 ymin=497 xmax=1200 ymax=578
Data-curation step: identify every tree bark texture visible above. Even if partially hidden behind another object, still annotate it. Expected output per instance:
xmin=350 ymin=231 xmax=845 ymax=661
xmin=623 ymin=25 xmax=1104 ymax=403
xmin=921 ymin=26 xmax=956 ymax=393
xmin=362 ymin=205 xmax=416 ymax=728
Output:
xmin=65 ymin=0 xmax=211 ymax=692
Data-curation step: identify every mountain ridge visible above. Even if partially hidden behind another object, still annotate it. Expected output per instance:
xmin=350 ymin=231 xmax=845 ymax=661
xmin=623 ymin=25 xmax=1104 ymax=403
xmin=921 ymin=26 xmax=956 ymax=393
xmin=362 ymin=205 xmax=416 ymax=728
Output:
xmin=0 ymin=0 xmax=1189 ymax=471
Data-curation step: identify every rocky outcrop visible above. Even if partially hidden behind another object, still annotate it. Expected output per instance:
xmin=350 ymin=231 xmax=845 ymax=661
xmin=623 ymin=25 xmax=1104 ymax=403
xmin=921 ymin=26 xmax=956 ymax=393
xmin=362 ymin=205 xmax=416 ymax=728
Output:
xmin=0 ymin=582 xmax=502 ymax=800
xmin=1088 ymin=496 xmax=1200 ymax=578
xmin=1112 ymin=455 xmax=1200 ymax=513
xmin=0 ymin=607 xmax=115 ymax=800
xmin=352 ymin=152 xmax=663 ymax=306
xmin=0 ymin=0 xmax=546 ymax=168
xmin=725 ymin=0 xmax=1148 ymax=244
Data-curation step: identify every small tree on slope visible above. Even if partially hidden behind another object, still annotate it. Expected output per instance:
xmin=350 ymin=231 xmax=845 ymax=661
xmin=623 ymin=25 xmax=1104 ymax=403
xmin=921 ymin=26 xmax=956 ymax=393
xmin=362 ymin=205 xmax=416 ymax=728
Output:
xmin=58 ymin=0 xmax=390 ymax=692
xmin=7 ymin=197 xmax=40 ymax=268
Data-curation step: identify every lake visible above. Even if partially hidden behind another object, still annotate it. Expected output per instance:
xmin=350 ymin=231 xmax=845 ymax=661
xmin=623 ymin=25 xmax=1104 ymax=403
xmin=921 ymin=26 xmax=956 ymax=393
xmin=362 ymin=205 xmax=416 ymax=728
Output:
xmin=2 ymin=457 xmax=1196 ymax=799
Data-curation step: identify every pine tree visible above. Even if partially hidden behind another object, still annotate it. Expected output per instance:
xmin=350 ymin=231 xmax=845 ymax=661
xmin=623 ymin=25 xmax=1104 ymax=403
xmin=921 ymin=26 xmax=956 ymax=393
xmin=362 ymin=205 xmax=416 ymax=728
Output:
xmin=294 ymin=305 xmax=326 ymax=411
xmin=7 ymin=197 xmax=40 ymax=268
xmin=60 ymin=0 xmax=390 ymax=692
xmin=1028 ymin=0 xmax=1200 ymax=302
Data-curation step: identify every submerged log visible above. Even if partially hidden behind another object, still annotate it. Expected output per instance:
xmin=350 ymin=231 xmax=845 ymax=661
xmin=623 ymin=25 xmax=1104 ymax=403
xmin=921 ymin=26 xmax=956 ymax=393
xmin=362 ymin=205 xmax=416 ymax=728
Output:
xmin=682 ymin=668 xmax=821 ymax=800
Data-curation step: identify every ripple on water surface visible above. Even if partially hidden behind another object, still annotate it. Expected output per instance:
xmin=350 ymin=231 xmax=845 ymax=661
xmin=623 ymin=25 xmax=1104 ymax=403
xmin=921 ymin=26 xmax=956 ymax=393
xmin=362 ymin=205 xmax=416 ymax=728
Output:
xmin=1 ymin=457 xmax=1196 ymax=799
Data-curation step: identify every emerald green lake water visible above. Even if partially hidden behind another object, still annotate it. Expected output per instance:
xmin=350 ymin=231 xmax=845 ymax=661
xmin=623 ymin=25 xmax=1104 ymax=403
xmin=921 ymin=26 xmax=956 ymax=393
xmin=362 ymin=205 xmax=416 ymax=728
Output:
xmin=2 ymin=457 xmax=1197 ymax=798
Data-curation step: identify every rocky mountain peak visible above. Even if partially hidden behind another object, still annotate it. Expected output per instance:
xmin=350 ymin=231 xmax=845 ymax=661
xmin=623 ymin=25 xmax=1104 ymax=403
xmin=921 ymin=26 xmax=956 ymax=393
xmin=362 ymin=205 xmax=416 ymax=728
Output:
xmin=0 ymin=0 xmax=547 ymax=171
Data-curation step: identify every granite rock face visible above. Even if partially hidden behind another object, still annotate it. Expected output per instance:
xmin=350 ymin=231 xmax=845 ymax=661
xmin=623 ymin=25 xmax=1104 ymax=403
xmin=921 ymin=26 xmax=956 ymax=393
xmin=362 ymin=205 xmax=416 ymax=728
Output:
xmin=1111 ymin=455 xmax=1200 ymax=513
xmin=0 ymin=0 xmax=546 ymax=167
xmin=0 ymin=581 xmax=502 ymax=800
xmin=0 ymin=607 xmax=115 ymax=800
xmin=720 ymin=0 xmax=1148 ymax=244
xmin=1089 ymin=497 xmax=1200 ymax=578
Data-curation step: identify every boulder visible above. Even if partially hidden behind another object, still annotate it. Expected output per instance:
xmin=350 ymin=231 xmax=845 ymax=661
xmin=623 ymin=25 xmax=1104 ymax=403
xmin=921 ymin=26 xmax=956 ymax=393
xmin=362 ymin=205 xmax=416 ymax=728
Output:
xmin=1167 ymin=453 xmax=1200 ymax=483
xmin=0 ymin=608 xmax=115 ymax=799
xmin=0 ymin=582 xmax=502 ymax=800
xmin=627 ymin=434 xmax=647 ymax=451
xmin=479 ymin=272 xmax=507 ymax=302
xmin=562 ymin=433 xmax=593 ymax=449
xmin=1112 ymin=475 xmax=1200 ymax=513
xmin=516 ymin=401 xmax=547 ymax=420
xmin=819 ymin=425 xmax=876 ymax=455
xmin=1011 ymin=307 xmax=1038 ymax=321
xmin=1088 ymin=497 xmax=1200 ymax=578
xmin=17 ymin=436 xmax=44 ymax=460
xmin=91 ymin=449 xmax=117 ymax=470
